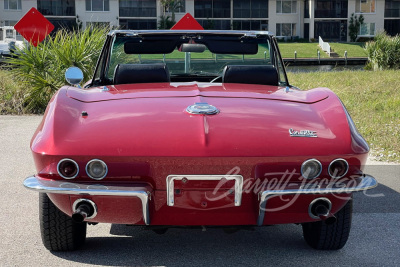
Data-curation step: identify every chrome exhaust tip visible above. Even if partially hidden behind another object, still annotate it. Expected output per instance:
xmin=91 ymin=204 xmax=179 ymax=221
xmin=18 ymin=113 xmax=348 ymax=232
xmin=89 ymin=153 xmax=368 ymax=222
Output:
xmin=309 ymin=197 xmax=332 ymax=220
xmin=72 ymin=199 xmax=97 ymax=223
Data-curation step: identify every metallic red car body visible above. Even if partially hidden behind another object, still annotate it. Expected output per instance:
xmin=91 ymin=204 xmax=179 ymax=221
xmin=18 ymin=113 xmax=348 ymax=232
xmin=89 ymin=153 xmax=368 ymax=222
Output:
xmin=24 ymin=30 xmax=377 ymax=251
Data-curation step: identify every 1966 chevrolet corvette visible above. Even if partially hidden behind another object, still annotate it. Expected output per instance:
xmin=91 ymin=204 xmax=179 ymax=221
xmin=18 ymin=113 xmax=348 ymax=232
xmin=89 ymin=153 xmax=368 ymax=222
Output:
xmin=23 ymin=30 xmax=377 ymax=251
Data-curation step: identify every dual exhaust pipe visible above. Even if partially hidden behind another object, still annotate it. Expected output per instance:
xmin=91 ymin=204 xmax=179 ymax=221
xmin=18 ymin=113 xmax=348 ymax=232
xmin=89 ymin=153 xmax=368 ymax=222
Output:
xmin=309 ymin=198 xmax=337 ymax=225
xmin=71 ymin=197 xmax=337 ymax=224
xmin=72 ymin=199 xmax=97 ymax=223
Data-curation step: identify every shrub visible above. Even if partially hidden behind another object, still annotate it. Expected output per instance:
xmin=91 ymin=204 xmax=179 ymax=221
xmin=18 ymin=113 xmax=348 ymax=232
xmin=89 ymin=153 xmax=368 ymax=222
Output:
xmin=158 ymin=15 xmax=174 ymax=29
xmin=0 ymin=69 xmax=25 ymax=114
xmin=348 ymin=13 xmax=364 ymax=42
xmin=6 ymin=26 xmax=108 ymax=113
xmin=364 ymin=31 xmax=400 ymax=71
xmin=160 ymin=0 xmax=184 ymax=23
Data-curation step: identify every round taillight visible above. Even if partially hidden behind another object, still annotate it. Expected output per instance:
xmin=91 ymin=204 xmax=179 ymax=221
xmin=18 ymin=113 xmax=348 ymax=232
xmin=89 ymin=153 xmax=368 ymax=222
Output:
xmin=57 ymin=159 xmax=79 ymax=179
xmin=86 ymin=159 xmax=108 ymax=180
xmin=301 ymin=159 xmax=322 ymax=179
xmin=328 ymin=159 xmax=349 ymax=179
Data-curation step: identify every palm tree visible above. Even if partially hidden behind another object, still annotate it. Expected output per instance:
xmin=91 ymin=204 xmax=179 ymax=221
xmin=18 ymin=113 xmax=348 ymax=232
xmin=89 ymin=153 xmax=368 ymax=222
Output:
xmin=160 ymin=0 xmax=183 ymax=23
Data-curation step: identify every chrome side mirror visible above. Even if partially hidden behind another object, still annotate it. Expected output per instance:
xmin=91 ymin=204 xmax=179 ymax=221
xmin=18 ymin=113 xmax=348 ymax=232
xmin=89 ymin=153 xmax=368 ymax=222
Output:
xmin=65 ymin=67 xmax=83 ymax=86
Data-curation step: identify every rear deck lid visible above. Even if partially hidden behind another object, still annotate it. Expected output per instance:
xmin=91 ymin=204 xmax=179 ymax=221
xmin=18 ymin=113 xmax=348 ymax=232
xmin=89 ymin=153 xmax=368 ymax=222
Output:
xmin=67 ymin=82 xmax=329 ymax=104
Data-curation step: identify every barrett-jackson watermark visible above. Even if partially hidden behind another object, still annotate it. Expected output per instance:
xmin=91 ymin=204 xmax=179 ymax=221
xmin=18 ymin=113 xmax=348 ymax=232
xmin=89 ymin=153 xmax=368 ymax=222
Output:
xmin=205 ymin=167 xmax=382 ymax=212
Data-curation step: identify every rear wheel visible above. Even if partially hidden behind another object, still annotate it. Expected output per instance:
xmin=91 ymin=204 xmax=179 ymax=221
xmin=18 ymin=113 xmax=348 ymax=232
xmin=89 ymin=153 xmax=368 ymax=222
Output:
xmin=39 ymin=193 xmax=87 ymax=251
xmin=302 ymin=199 xmax=352 ymax=250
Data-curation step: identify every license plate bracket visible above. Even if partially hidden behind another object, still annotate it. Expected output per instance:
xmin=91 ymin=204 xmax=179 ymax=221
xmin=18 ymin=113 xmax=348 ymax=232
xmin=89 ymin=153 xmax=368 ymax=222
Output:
xmin=166 ymin=175 xmax=243 ymax=207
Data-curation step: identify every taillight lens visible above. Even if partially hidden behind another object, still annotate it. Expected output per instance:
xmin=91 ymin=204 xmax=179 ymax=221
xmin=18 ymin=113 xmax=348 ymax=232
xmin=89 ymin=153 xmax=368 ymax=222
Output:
xmin=57 ymin=159 xmax=79 ymax=179
xmin=86 ymin=159 xmax=108 ymax=180
xmin=301 ymin=159 xmax=322 ymax=179
xmin=328 ymin=159 xmax=349 ymax=178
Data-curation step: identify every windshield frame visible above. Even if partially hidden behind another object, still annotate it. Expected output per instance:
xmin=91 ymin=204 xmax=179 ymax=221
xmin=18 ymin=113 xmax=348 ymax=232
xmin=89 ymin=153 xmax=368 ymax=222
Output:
xmin=90 ymin=30 xmax=289 ymax=87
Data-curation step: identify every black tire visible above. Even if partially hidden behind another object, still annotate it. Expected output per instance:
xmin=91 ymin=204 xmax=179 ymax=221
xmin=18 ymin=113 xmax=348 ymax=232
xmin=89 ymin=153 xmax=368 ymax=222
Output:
xmin=39 ymin=193 xmax=87 ymax=251
xmin=302 ymin=199 xmax=352 ymax=250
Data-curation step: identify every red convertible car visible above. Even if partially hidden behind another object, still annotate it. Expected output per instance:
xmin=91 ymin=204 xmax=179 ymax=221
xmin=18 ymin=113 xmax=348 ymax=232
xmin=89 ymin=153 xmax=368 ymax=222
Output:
xmin=24 ymin=30 xmax=377 ymax=251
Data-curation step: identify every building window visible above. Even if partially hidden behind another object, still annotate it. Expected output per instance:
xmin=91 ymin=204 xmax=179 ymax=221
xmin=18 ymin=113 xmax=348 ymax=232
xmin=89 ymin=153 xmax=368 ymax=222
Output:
xmin=197 ymin=19 xmax=231 ymax=30
xmin=194 ymin=0 xmax=230 ymax=18
xmin=276 ymin=1 xmax=297 ymax=14
xmin=276 ymin=23 xmax=296 ymax=36
xmin=37 ymin=0 xmax=76 ymax=16
xmin=304 ymin=1 xmax=310 ymax=18
xmin=232 ymin=20 xmax=268 ymax=30
xmin=233 ymin=0 xmax=250 ymax=17
xmin=4 ymin=28 xmax=14 ymax=38
xmin=119 ymin=0 xmax=156 ymax=17
xmin=356 ymin=0 xmax=375 ymax=13
xmin=194 ymin=0 xmax=212 ymax=18
xmin=86 ymin=0 xmax=109 ymax=11
xmin=119 ymin=19 xmax=157 ymax=29
xmin=384 ymin=19 xmax=400 ymax=35
xmin=4 ymin=0 xmax=22 ymax=10
xmin=304 ymin=22 xmax=309 ymax=39
xmin=315 ymin=0 xmax=348 ymax=18
xmin=47 ymin=18 xmax=77 ymax=31
xmin=3 ymin=20 xmax=23 ymax=39
xmin=385 ymin=0 xmax=400 ymax=17
xmin=359 ymin=22 xmax=375 ymax=35
xmin=4 ymin=20 xmax=18 ymax=26
xmin=233 ymin=0 xmax=268 ymax=18
xmin=315 ymin=20 xmax=347 ymax=41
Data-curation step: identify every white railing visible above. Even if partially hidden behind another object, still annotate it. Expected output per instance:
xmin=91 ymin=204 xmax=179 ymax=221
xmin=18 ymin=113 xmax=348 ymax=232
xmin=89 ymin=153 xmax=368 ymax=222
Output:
xmin=319 ymin=36 xmax=331 ymax=56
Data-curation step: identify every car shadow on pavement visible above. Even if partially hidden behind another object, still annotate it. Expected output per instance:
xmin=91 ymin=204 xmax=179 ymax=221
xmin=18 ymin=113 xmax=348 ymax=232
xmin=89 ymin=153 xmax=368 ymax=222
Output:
xmin=53 ymin=224 xmax=311 ymax=266
xmin=50 ymin=177 xmax=400 ymax=266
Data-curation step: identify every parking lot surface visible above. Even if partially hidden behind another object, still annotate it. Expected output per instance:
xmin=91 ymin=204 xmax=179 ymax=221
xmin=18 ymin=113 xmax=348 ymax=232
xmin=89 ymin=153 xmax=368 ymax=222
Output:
xmin=0 ymin=115 xmax=399 ymax=266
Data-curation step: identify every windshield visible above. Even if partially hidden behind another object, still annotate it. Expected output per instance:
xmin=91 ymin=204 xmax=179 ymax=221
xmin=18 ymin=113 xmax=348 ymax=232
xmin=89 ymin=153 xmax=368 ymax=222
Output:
xmin=93 ymin=32 xmax=288 ymax=86
xmin=107 ymin=39 xmax=272 ymax=79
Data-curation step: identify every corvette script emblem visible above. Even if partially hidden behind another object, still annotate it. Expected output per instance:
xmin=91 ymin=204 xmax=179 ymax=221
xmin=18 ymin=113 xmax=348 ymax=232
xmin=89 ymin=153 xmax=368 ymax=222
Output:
xmin=289 ymin=128 xmax=317 ymax=138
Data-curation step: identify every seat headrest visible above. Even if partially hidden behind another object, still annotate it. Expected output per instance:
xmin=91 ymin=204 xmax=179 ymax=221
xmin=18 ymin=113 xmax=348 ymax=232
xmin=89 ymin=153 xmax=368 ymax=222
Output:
xmin=222 ymin=65 xmax=279 ymax=86
xmin=113 ymin=64 xmax=170 ymax=85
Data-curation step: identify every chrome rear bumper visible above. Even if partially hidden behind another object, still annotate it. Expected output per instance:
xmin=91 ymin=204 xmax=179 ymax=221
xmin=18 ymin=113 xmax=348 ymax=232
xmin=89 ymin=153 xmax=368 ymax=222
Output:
xmin=23 ymin=176 xmax=151 ymax=225
xmin=257 ymin=174 xmax=378 ymax=226
xmin=24 ymin=174 xmax=377 ymax=227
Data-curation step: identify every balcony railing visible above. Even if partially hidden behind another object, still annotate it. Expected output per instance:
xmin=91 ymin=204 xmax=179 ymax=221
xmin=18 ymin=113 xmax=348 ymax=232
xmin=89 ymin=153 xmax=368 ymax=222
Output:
xmin=385 ymin=9 xmax=400 ymax=18
xmin=315 ymin=9 xmax=348 ymax=18
xmin=37 ymin=0 xmax=75 ymax=16
xmin=119 ymin=8 xmax=156 ymax=17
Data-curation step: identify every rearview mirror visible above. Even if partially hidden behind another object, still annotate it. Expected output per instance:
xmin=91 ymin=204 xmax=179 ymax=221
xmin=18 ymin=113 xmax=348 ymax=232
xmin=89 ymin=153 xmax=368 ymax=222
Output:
xmin=180 ymin=43 xmax=206 ymax=53
xmin=65 ymin=67 xmax=83 ymax=86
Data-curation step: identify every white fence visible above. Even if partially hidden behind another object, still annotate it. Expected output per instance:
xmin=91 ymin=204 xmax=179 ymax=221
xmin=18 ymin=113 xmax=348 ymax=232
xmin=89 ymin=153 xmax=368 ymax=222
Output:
xmin=319 ymin=36 xmax=331 ymax=56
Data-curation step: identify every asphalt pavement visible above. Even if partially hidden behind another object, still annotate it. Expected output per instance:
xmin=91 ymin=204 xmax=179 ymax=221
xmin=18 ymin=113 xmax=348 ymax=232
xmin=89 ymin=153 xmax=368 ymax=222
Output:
xmin=0 ymin=115 xmax=399 ymax=267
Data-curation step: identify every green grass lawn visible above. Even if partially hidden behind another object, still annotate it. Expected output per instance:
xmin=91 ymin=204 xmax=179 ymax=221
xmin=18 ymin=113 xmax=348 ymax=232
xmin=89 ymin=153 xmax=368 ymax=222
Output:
xmin=288 ymin=70 xmax=400 ymax=162
xmin=329 ymin=42 xmax=367 ymax=57
xmin=278 ymin=43 xmax=329 ymax=58
xmin=112 ymin=42 xmax=365 ymax=62
xmin=278 ymin=42 xmax=367 ymax=58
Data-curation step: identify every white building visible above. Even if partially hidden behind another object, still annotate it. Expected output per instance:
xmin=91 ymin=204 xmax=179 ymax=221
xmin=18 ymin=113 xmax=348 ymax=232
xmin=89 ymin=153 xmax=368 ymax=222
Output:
xmin=0 ymin=0 xmax=399 ymax=41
